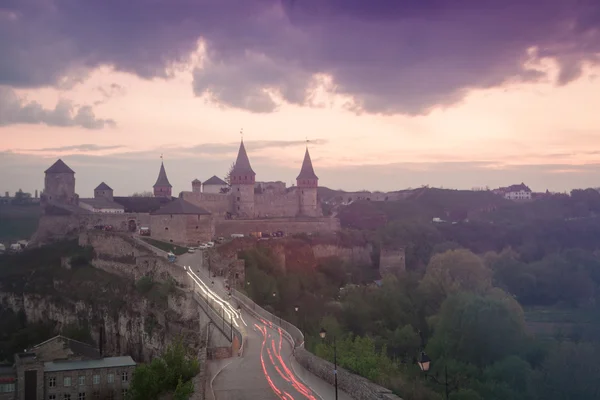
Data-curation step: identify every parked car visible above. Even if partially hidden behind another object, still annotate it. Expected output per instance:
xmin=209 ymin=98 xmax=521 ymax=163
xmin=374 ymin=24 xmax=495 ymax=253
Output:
xmin=198 ymin=244 xmax=208 ymax=250
xmin=187 ymin=248 xmax=196 ymax=253
xmin=206 ymin=242 xmax=215 ymax=248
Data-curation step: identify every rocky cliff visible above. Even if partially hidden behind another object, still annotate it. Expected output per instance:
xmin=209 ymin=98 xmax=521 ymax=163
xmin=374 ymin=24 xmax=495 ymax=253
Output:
xmin=0 ymin=239 xmax=200 ymax=362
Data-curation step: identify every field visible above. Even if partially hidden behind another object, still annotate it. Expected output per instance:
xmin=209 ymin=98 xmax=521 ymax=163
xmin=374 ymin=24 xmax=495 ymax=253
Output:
xmin=0 ymin=204 xmax=41 ymax=243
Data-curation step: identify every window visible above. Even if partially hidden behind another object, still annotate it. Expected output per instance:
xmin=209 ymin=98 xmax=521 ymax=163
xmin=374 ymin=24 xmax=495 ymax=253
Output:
xmin=107 ymin=373 xmax=114 ymax=384
xmin=93 ymin=375 xmax=100 ymax=385
xmin=237 ymin=197 xmax=240 ymax=201
xmin=49 ymin=377 xmax=57 ymax=387
xmin=64 ymin=376 xmax=72 ymax=387
xmin=121 ymin=372 xmax=128 ymax=382
xmin=92 ymin=391 xmax=100 ymax=399
xmin=107 ymin=391 xmax=114 ymax=400
xmin=122 ymin=389 xmax=128 ymax=397
xmin=49 ymin=395 xmax=56 ymax=400
xmin=64 ymin=395 xmax=71 ymax=400
xmin=78 ymin=393 xmax=86 ymax=400
xmin=78 ymin=375 xmax=85 ymax=386
xmin=0 ymin=383 xmax=15 ymax=393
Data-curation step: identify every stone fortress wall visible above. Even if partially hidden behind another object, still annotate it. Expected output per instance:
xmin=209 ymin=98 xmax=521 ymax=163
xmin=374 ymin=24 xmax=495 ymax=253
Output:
xmin=214 ymin=217 xmax=340 ymax=236
xmin=254 ymin=190 xmax=302 ymax=218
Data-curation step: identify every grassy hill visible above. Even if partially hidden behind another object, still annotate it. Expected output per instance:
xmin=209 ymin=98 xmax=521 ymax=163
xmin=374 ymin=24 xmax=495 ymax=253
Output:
xmin=0 ymin=204 xmax=41 ymax=243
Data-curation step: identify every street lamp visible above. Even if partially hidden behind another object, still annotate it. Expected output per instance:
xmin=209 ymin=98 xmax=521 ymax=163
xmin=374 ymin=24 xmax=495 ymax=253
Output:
xmin=418 ymin=351 xmax=450 ymax=400
xmin=319 ymin=328 xmax=338 ymax=400
xmin=272 ymin=291 xmax=277 ymax=297
xmin=294 ymin=305 xmax=299 ymax=312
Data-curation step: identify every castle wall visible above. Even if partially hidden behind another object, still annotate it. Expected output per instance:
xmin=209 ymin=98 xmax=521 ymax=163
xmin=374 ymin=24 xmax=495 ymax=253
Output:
xmin=298 ymin=187 xmax=319 ymax=217
xmin=254 ymin=191 xmax=299 ymax=218
xmin=214 ymin=217 xmax=340 ymax=236
xmin=181 ymin=192 xmax=231 ymax=216
xmin=232 ymin=184 xmax=254 ymax=217
xmin=150 ymin=214 xmax=214 ymax=246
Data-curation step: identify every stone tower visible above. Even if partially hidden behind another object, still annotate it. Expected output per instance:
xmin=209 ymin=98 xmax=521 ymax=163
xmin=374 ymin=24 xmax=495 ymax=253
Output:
xmin=94 ymin=182 xmax=114 ymax=201
xmin=43 ymin=159 xmax=77 ymax=205
xmin=153 ymin=161 xmax=172 ymax=198
xmin=230 ymin=139 xmax=255 ymax=217
xmin=192 ymin=179 xmax=202 ymax=194
xmin=296 ymin=147 xmax=319 ymax=217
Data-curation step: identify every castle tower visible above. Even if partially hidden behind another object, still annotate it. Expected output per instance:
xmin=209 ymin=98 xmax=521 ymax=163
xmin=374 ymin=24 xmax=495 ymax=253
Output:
xmin=43 ymin=159 xmax=77 ymax=205
xmin=230 ymin=139 xmax=255 ymax=217
xmin=296 ymin=147 xmax=319 ymax=217
xmin=153 ymin=160 xmax=172 ymax=198
xmin=192 ymin=179 xmax=202 ymax=194
xmin=94 ymin=182 xmax=114 ymax=201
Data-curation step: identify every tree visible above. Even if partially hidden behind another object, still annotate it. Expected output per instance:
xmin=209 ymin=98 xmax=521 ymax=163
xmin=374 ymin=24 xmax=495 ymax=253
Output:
xmin=420 ymin=249 xmax=492 ymax=311
xmin=224 ymin=162 xmax=235 ymax=185
xmin=131 ymin=191 xmax=154 ymax=197
xmin=427 ymin=293 xmax=526 ymax=368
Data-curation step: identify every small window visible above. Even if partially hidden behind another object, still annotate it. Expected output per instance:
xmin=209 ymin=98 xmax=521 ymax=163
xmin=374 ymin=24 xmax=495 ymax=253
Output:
xmin=64 ymin=395 xmax=72 ymax=400
xmin=122 ymin=389 xmax=128 ymax=397
xmin=78 ymin=393 xmax=86 ymax=400
xmin=0 ymin=383 xmax=15 ymax=393
xmin=121 ymin=372 xmax=128 ymax=382
xmin=93 ymin=375 xmax=100 ymax=385
xmin=237 ymin=187 xmax=240 ymax=191
xmin=107 ymin=373 xmax=114 ymax=384
xmin=196 ymin=226 xmax=199 ymax=229
xmin=92 ymin=391 xmax=100 ymax=399
xmin=165 ymin=227 xmax=168 ymax=230
xmin=49 ymin=395 xmax=56 ymax=400
xmin=64 ymin=376 xmax=72 ymax=387
xmin=49 ymin=377 xmax=56 ymax=387
xmin=78 ymin=375 xmax=85 ymax=386
xmin=237 ymin=197 xmax=240 ymax=201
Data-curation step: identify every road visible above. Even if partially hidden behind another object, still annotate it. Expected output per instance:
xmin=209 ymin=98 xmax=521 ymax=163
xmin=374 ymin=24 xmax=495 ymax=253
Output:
xmin=178 ymin=251 xmax=325 ymax=400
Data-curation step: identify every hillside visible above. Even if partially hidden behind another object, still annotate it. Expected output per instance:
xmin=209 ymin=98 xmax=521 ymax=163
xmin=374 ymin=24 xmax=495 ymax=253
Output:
xmin=0 ymin=204 xmax=41 ymax=243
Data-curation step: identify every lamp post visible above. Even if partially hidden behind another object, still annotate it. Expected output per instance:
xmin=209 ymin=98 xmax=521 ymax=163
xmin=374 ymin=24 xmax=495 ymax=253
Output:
xmin=418 ymin=351 xmax=450 ymax=400
xmin=319 ymin=328 xmax=338 ymax=400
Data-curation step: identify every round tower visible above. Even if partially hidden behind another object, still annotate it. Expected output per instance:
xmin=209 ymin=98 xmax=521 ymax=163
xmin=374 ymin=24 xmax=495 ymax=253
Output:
xmin=296 ymin=148 xmax=319 ymax=217
xmin=192 ymin=179 xmax=202 ymax=194
xmin=230 ymin=139 xmax=255 ymax=217
xmin=43 ymin=159 xmax=76 ymax=205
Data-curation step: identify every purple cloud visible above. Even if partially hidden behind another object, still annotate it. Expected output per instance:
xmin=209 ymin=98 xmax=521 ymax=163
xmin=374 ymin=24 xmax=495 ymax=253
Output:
xmin=1 ymin=0 xmax=599 ymax=114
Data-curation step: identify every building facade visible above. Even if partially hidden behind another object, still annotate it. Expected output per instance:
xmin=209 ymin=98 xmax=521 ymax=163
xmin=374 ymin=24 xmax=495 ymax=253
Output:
xmin=1 ymin=336 xmax=135 ymax=400
xmin=150 ymin=198 xmax=214 ymax=246
xmin=493 ymin=183 xmax=532 ymax=201
xmin=42 ymin=160 xmax=78 ymax=205
xmin=201 ymin=176 xmax=228 ymax=194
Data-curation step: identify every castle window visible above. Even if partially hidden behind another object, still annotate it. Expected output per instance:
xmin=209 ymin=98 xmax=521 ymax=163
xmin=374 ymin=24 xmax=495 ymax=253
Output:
xmin=196 ymin=226 xmax=199 ymax=229
xmin=245 ymin=176 xmax=247 ymax=180
xmin=237 ymin=188 xmax=240 ymax=192
xmin=165 ymin=227 xmax=169 ymax=231
xmin=237 ymin=206 xmax=240 ymax=210
xmin=237 ymin=197 xmax=240 ymax=201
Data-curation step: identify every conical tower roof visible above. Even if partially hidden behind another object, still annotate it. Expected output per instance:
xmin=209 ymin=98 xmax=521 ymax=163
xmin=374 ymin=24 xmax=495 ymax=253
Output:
xmin=153 ymin=162 xmax=172 ymax=188
xmin=231 ymin=140 xmax=255 ymax=176
xmin=296 ymin=148 xmax=318 ymax=180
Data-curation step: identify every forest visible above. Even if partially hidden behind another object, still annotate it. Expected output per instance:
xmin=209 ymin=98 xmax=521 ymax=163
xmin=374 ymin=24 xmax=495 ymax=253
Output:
xmin=241 ymin=188 xmax=600 ymax=400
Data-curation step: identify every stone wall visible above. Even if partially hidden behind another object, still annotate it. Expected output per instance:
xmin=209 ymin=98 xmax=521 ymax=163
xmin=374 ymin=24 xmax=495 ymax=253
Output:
xmin=181 ymin=192 xmax=230 ymax=216
xmin=254 ymin=191 xmax=299 ymax=218
xmin=311 ymin=244 xmax=373 ymax=266
xmin=294 ymin=348 xmax=402 ymax=400
xmin=215 ymin=217 xmax=340 ymax=236
xmin=150 ymin=214 xmax=214 ymax=247
xmin=379 ymin=248 xmax=406 ymax=276
xmin=44 ymin=172 xmax=76 ymax=204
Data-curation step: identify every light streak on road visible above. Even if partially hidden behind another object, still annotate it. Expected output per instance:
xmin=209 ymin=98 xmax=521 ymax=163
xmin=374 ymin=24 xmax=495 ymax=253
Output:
xmin=255 ymin=323 xmax=319 ymax=400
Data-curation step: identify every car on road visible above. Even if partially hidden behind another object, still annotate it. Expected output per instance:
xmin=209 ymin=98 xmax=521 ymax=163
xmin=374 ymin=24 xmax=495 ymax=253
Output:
xmin=198 ymin=243 xmax=208 ymax=250
xmin=206 ymin=241 xmax=214 ymax=248
xmin=187 ymin=248 xmax=196 ymax=253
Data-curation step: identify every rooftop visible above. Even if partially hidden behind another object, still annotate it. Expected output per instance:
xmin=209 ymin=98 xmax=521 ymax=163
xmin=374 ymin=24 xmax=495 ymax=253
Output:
xmin=45 ymin=159 xmax=75 ymax=174
xmin=154 ymin=161 xmax=172 ymax=188
xmin=113 ymin=196 xmax=174 ymax=213
xmin=44 ymin=356 xmax=136 ymax=373
xmin=95 ymin=182 xmax=113 ymax=191
xmin=203 ymin=175 xmax=228 ymax=186
xmin=151 ymin=198 xmax=211 ymax=215
xmin=231 ymin=140 xmax=255 ymax=177
xmin=296 ymin=148 xmax=318 ymax=181
xmin=32 ymin=335 xmax=102 ymax=361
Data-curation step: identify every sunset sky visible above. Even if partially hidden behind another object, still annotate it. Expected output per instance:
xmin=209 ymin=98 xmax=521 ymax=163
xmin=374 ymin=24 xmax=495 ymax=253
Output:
xmin=1 ymin=0 xmax=600 ymax=197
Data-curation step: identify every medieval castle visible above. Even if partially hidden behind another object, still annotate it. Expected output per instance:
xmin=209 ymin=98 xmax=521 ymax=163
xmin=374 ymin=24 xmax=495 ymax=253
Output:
xmin=34 ymin=140 xmax=339 ymax=246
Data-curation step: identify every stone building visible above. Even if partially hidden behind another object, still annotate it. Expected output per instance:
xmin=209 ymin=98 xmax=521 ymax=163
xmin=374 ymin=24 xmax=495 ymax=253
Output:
xmin=153 ymin=161 xmax=172 ymax=198
xmin=180 ymin=140 xmax=322 ymax=219
xmin=42 ymin=159 xmax=78 ymax=206
xmin=79 ymin=183 xmax=125 ymax=214
xmin=191 ymin=179 xmax=202 ymax=194
xmin=94 ymin=183 xmax=114 ymax=202
xmin=150 ymin=198 xmax=214 ymax=246
xmin=0 ymin=335 xmax=135 ymax=400
xmin=201 ymin=176 xmax=228 ymax=194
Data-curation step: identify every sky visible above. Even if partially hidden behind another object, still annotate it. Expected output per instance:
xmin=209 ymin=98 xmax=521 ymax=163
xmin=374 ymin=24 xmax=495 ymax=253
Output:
xmin=1 ymin=0 xmax=600 ymax=197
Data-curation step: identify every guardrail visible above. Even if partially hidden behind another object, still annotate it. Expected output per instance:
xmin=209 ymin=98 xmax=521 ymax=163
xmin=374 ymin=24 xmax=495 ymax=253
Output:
xmin=232 ymin=289 xmax=304 ymax=349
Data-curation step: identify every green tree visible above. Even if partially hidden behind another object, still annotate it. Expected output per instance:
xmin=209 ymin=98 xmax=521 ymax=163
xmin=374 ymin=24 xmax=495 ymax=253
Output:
xmin=420 ymin=250 xmax=492 ymax=312
xmin=427 ymin=293 xmax=526 ymax=368
xmin=173 ymin=376 xmax=194 ymax=400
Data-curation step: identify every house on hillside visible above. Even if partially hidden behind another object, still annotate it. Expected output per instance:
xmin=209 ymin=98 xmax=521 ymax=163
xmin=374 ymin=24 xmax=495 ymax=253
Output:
xmin=493 ymin=183 xmax=532 ymax=201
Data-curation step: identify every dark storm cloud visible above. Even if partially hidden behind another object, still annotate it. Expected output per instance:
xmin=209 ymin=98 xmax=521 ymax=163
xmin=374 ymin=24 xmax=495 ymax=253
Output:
xmin=0 ymin=86 xmax=116 ymax=129
xmin=1 ymin=0 xmax=599 ymax=114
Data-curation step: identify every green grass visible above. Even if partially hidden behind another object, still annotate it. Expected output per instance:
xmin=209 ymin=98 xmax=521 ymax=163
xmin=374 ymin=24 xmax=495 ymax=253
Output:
xmin=0 ymin=204 xmax=41 ymax=242
xmin=141 ymin=238 xmax=188 ymax=255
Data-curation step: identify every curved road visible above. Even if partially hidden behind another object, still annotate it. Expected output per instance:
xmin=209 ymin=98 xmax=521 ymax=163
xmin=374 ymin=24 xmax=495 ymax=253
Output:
xmin=179 ymin=251 xmax=322 ymax=400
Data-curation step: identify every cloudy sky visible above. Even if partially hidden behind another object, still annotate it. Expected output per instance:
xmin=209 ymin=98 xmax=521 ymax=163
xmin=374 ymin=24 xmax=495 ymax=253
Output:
xmin=2 ymin=0 xmax=600 ymax=197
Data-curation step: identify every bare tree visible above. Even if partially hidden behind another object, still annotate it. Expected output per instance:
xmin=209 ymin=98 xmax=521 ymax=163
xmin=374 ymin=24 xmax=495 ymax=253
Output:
xmin=224 ymin=162 xmax=235 ymax=186
xmin=131 ymin=191 xmax=154 ymax=197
